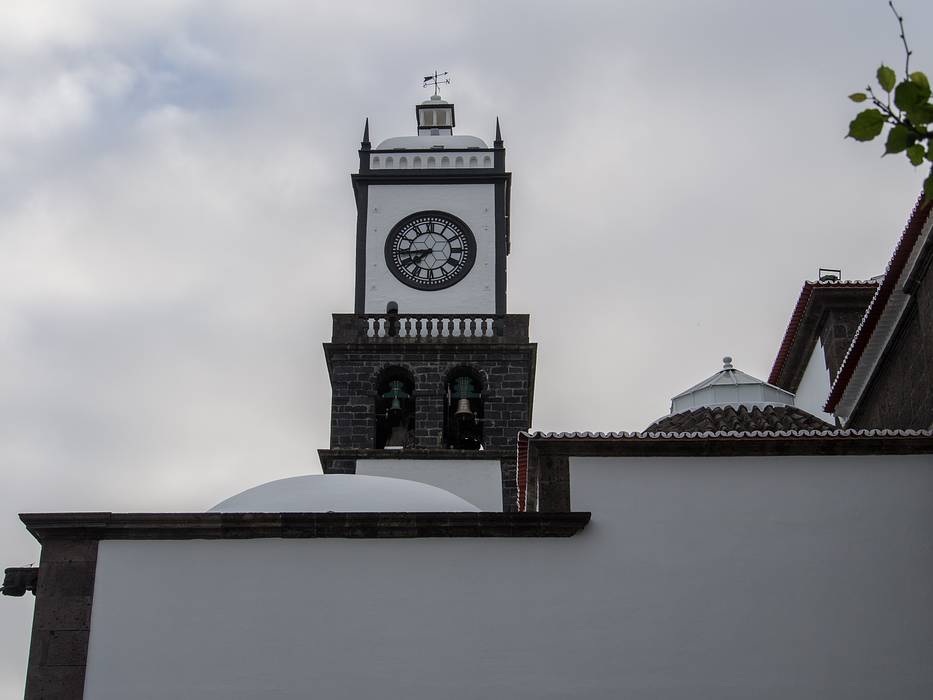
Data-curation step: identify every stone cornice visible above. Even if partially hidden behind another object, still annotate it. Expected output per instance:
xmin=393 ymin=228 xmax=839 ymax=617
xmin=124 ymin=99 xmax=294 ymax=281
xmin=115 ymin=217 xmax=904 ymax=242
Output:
xmin=20 ymin=512 xmax=591 ymax=543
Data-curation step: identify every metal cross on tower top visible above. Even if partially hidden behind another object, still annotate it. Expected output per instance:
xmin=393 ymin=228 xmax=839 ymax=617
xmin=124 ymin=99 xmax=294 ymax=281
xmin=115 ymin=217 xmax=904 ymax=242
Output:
xmin=423 ymin=71 xmax=450 ymax=96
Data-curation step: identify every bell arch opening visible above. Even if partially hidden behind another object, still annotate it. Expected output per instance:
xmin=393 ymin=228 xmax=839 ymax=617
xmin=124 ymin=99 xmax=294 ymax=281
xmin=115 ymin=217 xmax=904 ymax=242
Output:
xmin=374 ymin=366 xmax=416 ymax=449
xmin=443 ymin=367 xmax=485 ymax=450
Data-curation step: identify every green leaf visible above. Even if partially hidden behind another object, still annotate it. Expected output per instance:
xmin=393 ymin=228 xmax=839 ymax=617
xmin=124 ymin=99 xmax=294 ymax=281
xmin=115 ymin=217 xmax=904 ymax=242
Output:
xmin=906 ymin=144 xmax=925 ymax=166
xmin=894 ymin=80 xmax=925 ymax=112
xmin=907 ymin=103 xmax=933 ymax=127
xmin=877 ymin=65 xmax=897 ymax=92
xmin=909 ymin=71 xmax=931 ymax=97
xmin=847 ymin=108 xmax=885 ymax=141
xmin=848 ymin=92 xmax=868 ymax=103
xmin=885 ymin=125 xmax=912 ymax=154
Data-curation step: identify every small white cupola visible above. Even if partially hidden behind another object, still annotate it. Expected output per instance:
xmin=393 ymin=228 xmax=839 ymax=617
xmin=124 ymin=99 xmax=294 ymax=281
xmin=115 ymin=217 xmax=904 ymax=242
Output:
xmin=416 ymin=94 xmax=456 ymax=136
xmin=646 ymin=356 xmax=835 ymax=434
xmin=670 ymin=356 xmax=795 ymax=413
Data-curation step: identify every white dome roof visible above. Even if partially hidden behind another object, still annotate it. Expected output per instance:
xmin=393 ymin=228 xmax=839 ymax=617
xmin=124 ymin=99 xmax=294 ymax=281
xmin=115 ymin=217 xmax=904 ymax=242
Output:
xmin=375 ymin=134 xmax=487 ymax=150
xmin=209 ymin=474 xmax=482 ymax=513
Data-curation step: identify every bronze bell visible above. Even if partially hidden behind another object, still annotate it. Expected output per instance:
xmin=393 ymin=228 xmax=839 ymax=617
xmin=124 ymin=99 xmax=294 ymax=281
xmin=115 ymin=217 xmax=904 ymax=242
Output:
xmin=454 ymin=398 xmax=473 ymax=418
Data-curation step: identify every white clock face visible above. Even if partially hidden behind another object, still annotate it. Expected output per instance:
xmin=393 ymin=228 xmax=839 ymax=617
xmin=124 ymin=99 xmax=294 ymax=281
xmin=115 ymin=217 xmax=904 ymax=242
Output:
xmin=385 ymin=211 xmax=476 ymax=290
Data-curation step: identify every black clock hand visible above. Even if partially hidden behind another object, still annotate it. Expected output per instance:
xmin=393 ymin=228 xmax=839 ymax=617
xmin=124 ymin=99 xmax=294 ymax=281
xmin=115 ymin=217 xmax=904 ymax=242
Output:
xmin=401 ymin=248 xmax=432 ymax=262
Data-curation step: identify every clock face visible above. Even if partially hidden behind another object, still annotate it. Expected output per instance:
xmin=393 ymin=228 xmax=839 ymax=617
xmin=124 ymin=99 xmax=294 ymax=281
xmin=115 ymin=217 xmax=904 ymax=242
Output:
xmin=385 ymin=211 xmax=476 ymax=290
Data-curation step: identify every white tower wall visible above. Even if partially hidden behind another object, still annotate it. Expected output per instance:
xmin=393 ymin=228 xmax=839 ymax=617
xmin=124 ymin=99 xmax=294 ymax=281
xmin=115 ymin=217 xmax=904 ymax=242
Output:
xmin=364 ymin=184 xmax=497 ymax=314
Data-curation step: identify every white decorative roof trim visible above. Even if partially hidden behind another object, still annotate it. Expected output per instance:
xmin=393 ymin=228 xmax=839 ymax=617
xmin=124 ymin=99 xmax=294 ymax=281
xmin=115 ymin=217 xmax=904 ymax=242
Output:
xmin=802 ymin=279 xmax=879 ymax=286
xmin=520 ymin=428 xmax=932 ymax=440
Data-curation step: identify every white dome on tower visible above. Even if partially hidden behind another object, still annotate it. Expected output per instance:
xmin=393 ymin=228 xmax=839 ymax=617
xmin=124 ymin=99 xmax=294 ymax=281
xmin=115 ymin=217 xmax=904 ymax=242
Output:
xmin=209 ymin=474 xmax=482 ymax=513
xmin=375 ymin=134 xmax=488 ymax=149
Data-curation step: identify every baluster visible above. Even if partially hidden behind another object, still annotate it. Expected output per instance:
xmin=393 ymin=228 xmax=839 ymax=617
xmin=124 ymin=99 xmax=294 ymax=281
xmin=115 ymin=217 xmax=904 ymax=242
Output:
xmin=365 ymin=317 xmax=375 ymax=338
xmin=430 ymin=318 xmax=439 ymax=337
xmin=377 ymin=318 xmax=386 ymax=337
xmin=464 ymin=317 xmax=474 ymax=337
xmin=441 ymin=317 xmax=450 ymax=337
xmin=398 ymin=317 xmax=408 ymax=337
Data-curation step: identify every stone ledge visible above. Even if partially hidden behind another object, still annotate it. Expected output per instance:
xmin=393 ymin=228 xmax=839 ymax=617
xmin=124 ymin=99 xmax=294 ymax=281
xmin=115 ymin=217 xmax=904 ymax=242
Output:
xmin=21 ymin=512 xmax=590 ymax=542
xmin=319 ymin=447 xmax=512 ymax=473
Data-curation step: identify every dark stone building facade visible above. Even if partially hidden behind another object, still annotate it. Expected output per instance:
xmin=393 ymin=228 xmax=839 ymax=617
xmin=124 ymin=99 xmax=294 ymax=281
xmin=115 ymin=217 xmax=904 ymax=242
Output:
xmin=318 ymin=314 xmax=536 ymax=510
xmin=772 ymin=196 xmax=933 ymax=430
xmin=848 ymin=231 xmax=933 ymax=428
xmin=828 ymin=197 xmax=933 ymax=429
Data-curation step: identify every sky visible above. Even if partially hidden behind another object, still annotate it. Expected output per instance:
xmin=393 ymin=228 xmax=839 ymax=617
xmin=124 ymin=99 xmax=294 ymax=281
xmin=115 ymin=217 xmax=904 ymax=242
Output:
xmin=2 ymin=0 xmax=932 ymax=693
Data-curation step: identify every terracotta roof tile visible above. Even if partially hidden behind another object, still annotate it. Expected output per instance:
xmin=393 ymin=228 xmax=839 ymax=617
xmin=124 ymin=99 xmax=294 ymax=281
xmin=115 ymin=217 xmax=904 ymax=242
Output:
xmin=645 ymin=405 xmax=835 ymax=434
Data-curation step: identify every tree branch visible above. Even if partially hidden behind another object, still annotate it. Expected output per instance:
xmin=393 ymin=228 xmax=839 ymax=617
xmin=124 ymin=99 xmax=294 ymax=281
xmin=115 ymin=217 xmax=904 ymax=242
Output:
xmin=889 ymin=1 xmax=912 ymax=77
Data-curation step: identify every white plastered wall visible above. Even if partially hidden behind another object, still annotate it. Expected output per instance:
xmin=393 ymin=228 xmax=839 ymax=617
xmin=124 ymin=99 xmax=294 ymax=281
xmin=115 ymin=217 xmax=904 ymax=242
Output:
xmin=795 ymin=341 xmax=834 ymax=423
xmin=83 ymin=453 xmax=933 ymax=699
xmin=354 ymin=458 xmax=502 ymax=511
xmin=364 ymin=184 xmax=496 ymax=314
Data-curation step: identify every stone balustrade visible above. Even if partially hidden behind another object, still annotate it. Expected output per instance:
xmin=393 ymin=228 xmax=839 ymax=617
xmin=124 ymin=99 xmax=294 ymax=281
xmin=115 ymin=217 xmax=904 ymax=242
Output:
xmin=331 ymin=314 xmax=529 ymax=342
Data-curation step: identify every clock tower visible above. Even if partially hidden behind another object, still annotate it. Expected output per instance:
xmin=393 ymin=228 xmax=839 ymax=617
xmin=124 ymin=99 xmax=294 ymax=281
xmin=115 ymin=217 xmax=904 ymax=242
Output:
xmin=319 ymin=91 xmax=534 ymax=511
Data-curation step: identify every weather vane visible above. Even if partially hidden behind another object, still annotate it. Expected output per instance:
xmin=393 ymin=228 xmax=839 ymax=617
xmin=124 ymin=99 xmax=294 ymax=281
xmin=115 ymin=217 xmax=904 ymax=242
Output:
xmin=423 ymin=71 xmax=450 ymax=96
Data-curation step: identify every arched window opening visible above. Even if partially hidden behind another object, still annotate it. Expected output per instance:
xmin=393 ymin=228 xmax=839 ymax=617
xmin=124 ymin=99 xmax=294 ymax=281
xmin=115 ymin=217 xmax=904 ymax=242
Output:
xmin=372 ymin=156 xmax=381 ymax=169
xmin=427 ymin=156 xmax=436 ymax=168
xmin=444 ymin=369 xmax=484 ymax=450
xmin=455 ymin=156 xmax=464 ymax=168
xmin=441 ymin=156 xmax=450 ymax=168
xmin=375 ymin=368 xmax=415 ymax=449
xmin=413 ymin=156 xmax=422 ymax=168
xmin=469 ymin=156 xmax=478 ymax=168
xmin=385 ymin=156 xmax=394 ymax=168
xmin=386 ymin=301 xmax=398 ymax=314
xmin=398 ymin=156 xmax=408 ymax=169
xmin=483 ymin=155 xmax=492 ymax=167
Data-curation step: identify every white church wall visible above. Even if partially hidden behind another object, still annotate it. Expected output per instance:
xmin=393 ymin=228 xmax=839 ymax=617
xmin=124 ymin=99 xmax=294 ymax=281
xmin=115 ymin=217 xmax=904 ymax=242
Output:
xmin=354 ymin=458 xmax=502 ymax=511
xmin=82 ymin=453 xmax=933 ymax=699
xmin=795 ymin=341 xmax=835 ymax=423
xmin=364 ymin=184 xmax=496 ymax=314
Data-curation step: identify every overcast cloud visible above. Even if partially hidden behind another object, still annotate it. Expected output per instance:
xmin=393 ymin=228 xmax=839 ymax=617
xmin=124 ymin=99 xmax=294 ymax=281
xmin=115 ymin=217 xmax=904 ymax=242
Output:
xmin=2 ymin=0 xmax=932 ymax=693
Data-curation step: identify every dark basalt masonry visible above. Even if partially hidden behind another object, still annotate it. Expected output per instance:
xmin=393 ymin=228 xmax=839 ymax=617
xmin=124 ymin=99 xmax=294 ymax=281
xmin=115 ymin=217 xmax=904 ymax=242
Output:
xmin=851 ymin=246 xmax=933 ymax=429
xmin=22 ymin=539 xmax=98 ymax=699
xmin=320 ymin=314 xmax=536 ymax=510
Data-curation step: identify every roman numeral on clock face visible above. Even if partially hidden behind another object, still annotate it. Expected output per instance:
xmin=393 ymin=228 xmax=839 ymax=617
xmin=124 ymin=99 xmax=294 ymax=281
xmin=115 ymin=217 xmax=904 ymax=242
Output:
xmin=385 ymin=212 xmax=477 ymax=291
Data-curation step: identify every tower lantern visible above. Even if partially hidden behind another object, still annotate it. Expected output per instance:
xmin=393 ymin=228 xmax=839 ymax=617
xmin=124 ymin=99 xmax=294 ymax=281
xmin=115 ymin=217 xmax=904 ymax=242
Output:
xmin=416 ymin=95 xmax=456 ymax=136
